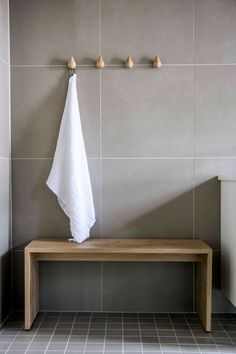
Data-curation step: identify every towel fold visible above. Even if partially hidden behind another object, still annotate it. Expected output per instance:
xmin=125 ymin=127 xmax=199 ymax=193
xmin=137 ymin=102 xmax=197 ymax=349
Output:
xmin=46 ymin=74 xmax=95 ymax=243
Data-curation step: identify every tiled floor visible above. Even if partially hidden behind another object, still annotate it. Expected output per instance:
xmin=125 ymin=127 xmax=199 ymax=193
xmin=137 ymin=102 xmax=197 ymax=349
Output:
xmin=0 ymin=312 xmax=236 ymax=354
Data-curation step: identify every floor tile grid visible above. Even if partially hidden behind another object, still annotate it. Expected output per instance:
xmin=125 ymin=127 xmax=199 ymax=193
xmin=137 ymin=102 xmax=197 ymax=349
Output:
xmin=169 ymin=314 xmax=182 ymax=353
xmin=218 ymin=316 xmax=236 ymax=354
xmin=84 ymin=313 xmax=93 ymax=353
xmin=184 ymin=314 xmax=201 ymax=353
xmin=2 ymin=313 xmax=236 ymax=353
xmin=121 ymin=313 xmax=125 ymax=354
xmin=154 ymin=313 xmax=163 ymax=354
xmin=102 ymin=313 xmax=107 ymax=354
xmin=4 ymin=317 xmax=25 ymax=353
xmin=208 ymin=324 xmax=221 ymax=354
xmin=43 ymin=313 xmax=62 ymax=352
xmin=137 ymin=314 xmax=144 ymax=354
xmin=63 ymin=312 xmax=77 ymax=353
xmin=24 ymin=312 xmax=47 ymax=353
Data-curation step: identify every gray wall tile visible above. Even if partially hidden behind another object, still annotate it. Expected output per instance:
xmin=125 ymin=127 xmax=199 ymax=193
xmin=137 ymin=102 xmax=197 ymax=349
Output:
xmin=195 ymin=66 xmax=236 ymax=157
xmin=194 ymin=177 xmax=220 ymax=249
xmin=102 ymin=159 xmax=193 ymax=237
xmin=213 ymin=250 xmax=220 ymax=290
xmin=10 ymin=0 xmax=99 ymax=65
xmin=12 ymin=250 xmax=102 ymax=311
xmin=102 ymin=67 xmax=193 ymax=157
xmin=0 ymin=251 xmax=11 ymax=323
xmin=102 ymin=262 xmax=193 ymax=312
xmin=40 ymin=261 xmax=101 ymax=311
xmin=0 ymin=61 xmax=10 ymax=158
xmin=0 ymin=159 xmax=10 ymax=255
xmin=194 ymin=159 xmax=236 ymax=248
xmin=0 ymin=0 xmax=10 ymax=325
xmin=12 ymin=251 xmax=24 ymax=310
xmin=11 ymin=67 xmax=100 ymax=158
xmin=12 ymin=158 xmax=101 ymax=249
xmin=102 ymin=0 xmax=193 ymax=64
xmin=0 ymin=0 xmax=9 ymax=63
xmin=195 ymin=0 xmax=236 ymax=63
xmin=10 ymin=0 xmax=236 ymax=313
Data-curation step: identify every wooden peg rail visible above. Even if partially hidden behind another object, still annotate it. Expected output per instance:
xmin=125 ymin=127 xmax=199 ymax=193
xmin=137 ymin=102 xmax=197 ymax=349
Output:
xmin=67 ymin=56 xmax=162 ymax=70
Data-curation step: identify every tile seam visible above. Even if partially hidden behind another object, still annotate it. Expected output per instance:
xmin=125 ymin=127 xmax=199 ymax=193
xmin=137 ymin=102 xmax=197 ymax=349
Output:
xmin=11 ymin=156 xmax=236 ymax=160
xmin=10 ymin=63 xmax=236 ymax=67
xmin=0 ymin=55 xmax=9 ymax=66
xmin=192 ymin=0 xmax=196 ymax=312
xmin=99 ymin=0 xmax=103 ymax=313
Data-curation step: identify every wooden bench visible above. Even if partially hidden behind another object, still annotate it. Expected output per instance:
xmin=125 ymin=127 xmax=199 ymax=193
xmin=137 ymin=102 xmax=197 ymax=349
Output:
xmin=25 ymin=238 xmax=212 ymax=331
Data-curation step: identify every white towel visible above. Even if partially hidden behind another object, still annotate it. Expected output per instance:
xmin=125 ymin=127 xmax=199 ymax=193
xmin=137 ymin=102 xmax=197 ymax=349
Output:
xmin=46 ymin=74 xmax=96 ymax=243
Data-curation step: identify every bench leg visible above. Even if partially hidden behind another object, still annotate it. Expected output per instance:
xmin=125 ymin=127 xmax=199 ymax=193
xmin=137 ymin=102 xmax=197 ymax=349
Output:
xmin=196 ymin=252 xmax=212 ymax=332
xmin=25 ymin=250 xmax=39 ymax=330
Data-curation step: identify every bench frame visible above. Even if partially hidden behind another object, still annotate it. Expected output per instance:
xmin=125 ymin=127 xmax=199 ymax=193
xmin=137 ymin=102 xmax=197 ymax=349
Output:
xmin=25 ymin=238 xmax=212 ymax=331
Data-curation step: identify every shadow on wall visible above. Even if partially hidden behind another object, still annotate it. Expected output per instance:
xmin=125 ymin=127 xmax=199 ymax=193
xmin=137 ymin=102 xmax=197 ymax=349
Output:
xmin=0 ymin=252 xmax=11 ymax=324
xmin=12 ymin=177 xmax=226 ymax=311
xmin=125 ymin=177 xmax=220 ymax=289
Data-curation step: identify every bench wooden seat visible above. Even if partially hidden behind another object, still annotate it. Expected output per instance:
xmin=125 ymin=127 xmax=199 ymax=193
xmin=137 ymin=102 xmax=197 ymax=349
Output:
xmin=25 ymin=238 xmax=212 ymax=331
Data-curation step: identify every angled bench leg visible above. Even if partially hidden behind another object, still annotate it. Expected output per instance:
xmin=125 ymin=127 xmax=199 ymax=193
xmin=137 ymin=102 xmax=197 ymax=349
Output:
xmin=196 ymin=252 xmax=212 ymax=332
xmin=25 ymin=250 xmax=39 ymax=330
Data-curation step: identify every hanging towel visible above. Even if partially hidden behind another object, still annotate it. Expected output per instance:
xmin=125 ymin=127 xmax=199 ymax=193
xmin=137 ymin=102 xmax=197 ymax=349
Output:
xmin=46 ymin=74 xmax=96 ymax=243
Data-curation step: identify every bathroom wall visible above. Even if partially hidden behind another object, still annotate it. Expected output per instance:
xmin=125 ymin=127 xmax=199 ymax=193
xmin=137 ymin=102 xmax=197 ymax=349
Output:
xmin=10 ymin=0 xmax=236 ymax=312
xmin=0 ymin=0 xmax=11 ymax=324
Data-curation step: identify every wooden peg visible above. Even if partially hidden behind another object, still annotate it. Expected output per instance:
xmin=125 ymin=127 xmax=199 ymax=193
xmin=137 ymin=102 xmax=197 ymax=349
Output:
xmin=67 ymin=56 xmax=77 ymax=70
xmin=125 ymin=56 xmax=134 ymax=69
xmin=153 ymin=56 xmax=161 ymax=68
xmin=96 ymin=55 xmax=105 ymax=69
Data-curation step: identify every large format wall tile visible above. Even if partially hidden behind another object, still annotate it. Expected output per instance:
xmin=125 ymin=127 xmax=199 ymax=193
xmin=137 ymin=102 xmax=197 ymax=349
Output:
xmin=0 ymin=251 xmax=11 ymax=323
xmin=102 ymin=262 xmax=193 ymax=312
xmin=0 ymin=61 xmax=10 ymax=158
xmin=102 ymin=159 xmax=193 ymax=237
xmin=194 ymin=158 xmax=236 ymax=249
xmin=10 ymin=0 xmax=99 ymax=65
xmin=195 ymin=67 xmax=236 ymax=157
xmin=195 ymin=0 xmax=236 ymax=63
xmin=101 ymin=0 xmax=193 ymax=64
xmin=0 ymin=0 xmax=9 ymax=63
xmin=12 ymin=251 xmax=24 ymax=310
xmin=11 ymin=67 xmax=100 ymax=158
xmin=102 ymin=68 xmax=193 ymax=157
xmin=12 ymin=159 xmax=100 ymax=249
xmin=40 ymin=261 xmax=101 ymax=311
xmin=0 ymin=159 xmax=10 ymax=255
xmin=12 ymin=250 xmax=101 ymax=311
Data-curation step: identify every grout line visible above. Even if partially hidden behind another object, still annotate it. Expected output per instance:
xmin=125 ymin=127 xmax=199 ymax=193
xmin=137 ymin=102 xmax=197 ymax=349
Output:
xmin=184 ymin=314 xmax=202 ymax=354
xmin=168 ymin=314 xmax=181 ymax=354
xmin=83 ymin=312 xmax=92 ymax=354
xmin=0 ymin=55 xmax=9 ymax=66
xmin=44 ymin=312 xmax=62 ymax=353
xmin=11 ymin=156 xmax=236 ymax=160
xmin=99 ymin=0 xmax=103 ymax=313
xmin=137 ymin=313 xmax=144 ymax=354
xmin=63 ymin=312 xmax=76 ymax=354
xmin=10 ymin=63 xmax=236 ymax=68
xmin=0 ymin=311 xmax=12 ymax=330
xmin=122 ymin=313 xmax=124 ymax=354
xmin=99 ymin=0 xmax=102 ymax=56
xmin=154 ymin=314 xmax=163 ymax=354
xmin=102 ymin=313 xmax=107 ymax=354
xmin=24 ymin=312 xmax=47 ymax=353
xmin=219 ymin=316 xmax=236 ymax=350
xmin=192 ymin=0 xmax=196 ymax=313
xmin=5 ymin=320 xmax=25 ymax=353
